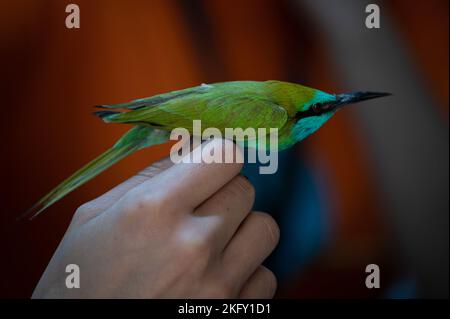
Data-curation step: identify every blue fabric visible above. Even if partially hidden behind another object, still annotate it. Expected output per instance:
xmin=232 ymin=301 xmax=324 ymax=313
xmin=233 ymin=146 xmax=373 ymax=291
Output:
xmin=242 ymin=147 xmax=332 ymax=282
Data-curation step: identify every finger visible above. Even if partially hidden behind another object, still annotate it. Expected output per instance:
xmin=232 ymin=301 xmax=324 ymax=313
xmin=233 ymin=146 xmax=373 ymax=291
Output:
xmin=123 ymin=138 xmax=244 ymax=213
xmin=80 ymin=157 xmax=173 ymax=216
xmin=222 ymin=212 xmax=280 ymax=285
xmin=193 ymin=174 xmax=255 ymax=250
xmin=239 ymin=266 xmax=277 ymax=299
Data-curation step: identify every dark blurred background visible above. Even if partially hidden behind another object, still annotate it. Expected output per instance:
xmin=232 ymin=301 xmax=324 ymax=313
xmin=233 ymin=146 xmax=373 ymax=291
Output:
xmin=0 ymin=0 xmax=448 ymax=298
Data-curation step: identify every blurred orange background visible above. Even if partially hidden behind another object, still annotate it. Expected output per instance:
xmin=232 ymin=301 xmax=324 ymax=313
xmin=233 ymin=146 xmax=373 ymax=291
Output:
xmin=0 ymin=0 xmax=448 ymax=298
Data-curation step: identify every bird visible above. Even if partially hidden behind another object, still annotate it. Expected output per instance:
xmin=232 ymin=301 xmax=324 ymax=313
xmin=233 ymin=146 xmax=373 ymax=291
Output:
xmin=25 ymin=80 xmax=390 ymax=219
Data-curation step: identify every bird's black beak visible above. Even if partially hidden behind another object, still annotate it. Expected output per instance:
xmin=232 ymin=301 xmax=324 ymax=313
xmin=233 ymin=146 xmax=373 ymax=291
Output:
xmin=334 ymin=91 xmax=391 ymax=109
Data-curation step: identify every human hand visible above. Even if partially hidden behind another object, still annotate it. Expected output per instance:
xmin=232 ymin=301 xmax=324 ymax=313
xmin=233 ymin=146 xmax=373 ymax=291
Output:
xmin=32 ymin=139 xmax=279 ymax=298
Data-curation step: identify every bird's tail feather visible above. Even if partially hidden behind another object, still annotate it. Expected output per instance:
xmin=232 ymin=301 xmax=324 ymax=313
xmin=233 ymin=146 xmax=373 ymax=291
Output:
xmin=21 ymin=126 xmax=168 ymax=220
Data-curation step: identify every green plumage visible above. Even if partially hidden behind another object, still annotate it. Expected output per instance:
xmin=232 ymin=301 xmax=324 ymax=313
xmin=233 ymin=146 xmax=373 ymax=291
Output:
xmin=26 ymin=80 xmax=389 ymax=218
xmin=98 ymin=80 xmax=335 ymax=149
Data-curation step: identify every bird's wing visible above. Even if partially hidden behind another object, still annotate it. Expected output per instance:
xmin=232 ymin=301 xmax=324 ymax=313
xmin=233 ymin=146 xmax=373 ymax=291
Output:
xmin=98 ymin=86 xmax=289 ymax=133
xmin=96 ymin=85 xmax=210 ymax=110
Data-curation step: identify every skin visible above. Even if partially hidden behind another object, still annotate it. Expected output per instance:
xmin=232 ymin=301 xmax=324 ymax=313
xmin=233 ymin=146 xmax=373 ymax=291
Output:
xmin=32 ymin=139 xmax=280 ymax=298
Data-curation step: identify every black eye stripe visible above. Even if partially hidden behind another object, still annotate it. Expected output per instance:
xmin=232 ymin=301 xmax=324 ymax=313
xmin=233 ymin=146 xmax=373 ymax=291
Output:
xmin=295 ymin=107 xmax=318 ymax=120
xmin=295 ymin=103 xmax=334 ymax=120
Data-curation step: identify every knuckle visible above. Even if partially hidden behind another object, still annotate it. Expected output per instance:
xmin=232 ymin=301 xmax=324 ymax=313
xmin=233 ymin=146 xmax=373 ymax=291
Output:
xmin=73 ymin=202 xmax=94 ymax=222
xmin=179 ymin=235 xmax=212 ymax=262
xmin=254 ymin=212 xmax=280 ymax=246
xmin=221 ymin=175 xmax=255 ymax=208
xmin=261 ymin=267 xmax=277 ymax=295
xmin=74 ymin=203 xmax=90 ymax=217
xmin=216 ymin=187 xmax=236 ymax=205
xmin=234 ymin=175 xmax=255 ymax=201
xmin=115 ymin=188 xmax=177 ymax=234
xmin=121 ymin=189 xmax=160 ymax=216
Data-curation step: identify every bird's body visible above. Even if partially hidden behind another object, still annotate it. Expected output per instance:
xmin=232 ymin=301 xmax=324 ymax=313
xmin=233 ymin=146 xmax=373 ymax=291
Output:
xmin=26 ymin=80 xmax=389 ymax=218
xmin=96 ymin=80 xmax=336 ymax=150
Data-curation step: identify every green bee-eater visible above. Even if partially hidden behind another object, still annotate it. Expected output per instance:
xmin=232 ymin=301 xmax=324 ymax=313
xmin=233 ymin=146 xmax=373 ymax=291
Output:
xmin=26 ymin=80 xmax=390 ymax=218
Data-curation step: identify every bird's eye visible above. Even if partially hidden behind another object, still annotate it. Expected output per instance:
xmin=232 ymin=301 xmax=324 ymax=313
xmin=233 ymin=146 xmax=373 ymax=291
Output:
xmin=312 ymin=103 xmax=333 ymax=114
xmin=312 ymin=103 xmax=322 ymax=114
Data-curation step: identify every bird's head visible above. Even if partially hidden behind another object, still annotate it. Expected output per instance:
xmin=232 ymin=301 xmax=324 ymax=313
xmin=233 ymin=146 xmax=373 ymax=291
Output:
xmin=292 ymin=90 xmax=391 ymax=142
